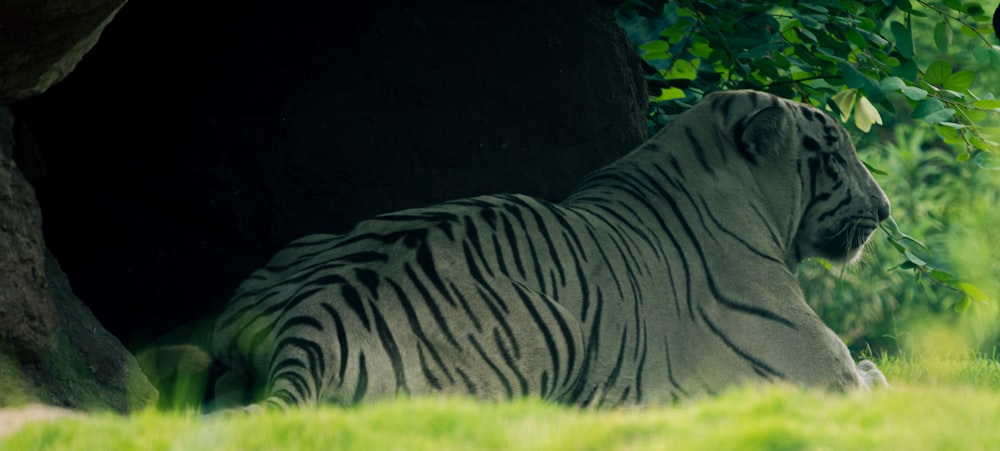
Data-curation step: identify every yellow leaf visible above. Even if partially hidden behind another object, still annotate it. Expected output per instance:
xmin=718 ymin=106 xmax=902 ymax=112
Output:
xmin=853 ymin=95 xmax=883 ymax=133
xmin=829 ymin=89 xmax=857 ymax=123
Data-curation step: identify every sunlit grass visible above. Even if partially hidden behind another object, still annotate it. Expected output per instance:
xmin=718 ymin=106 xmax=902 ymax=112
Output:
xmin=4 ymin=355 xmax=1000 ymax=450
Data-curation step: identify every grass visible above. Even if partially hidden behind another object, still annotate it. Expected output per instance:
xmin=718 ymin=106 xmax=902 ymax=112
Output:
xmin=4 ymin=356 xmax=1000 ymax=450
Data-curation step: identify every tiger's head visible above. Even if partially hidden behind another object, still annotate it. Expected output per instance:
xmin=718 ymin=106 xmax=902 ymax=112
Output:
xmin=724 ymin=91 xmax=890 ymax=266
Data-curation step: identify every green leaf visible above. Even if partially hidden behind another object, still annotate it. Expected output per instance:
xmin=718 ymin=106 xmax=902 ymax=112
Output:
xmin=844 ymin=29 xmax=867 ymax=48
xmin=911 ymin=98 xmax=945 ymax=119
xmin=639 ymin=40 xmax=670 ymax=53
xmin=900 ymin=86 xmax=928 ymax=100
xmin=883 ymin=216 xmax=902 ymax=235
xmin=841 ymin=64 xmax=870 ymax=89
xmin=892 ymin=59 xmax=919 ymax=80
xmin=654 ymin=87 xmax=687 ymax=101
xmin=903 ymin=250 xmax=927 ymax=267
xmin=965 ymin=109 xmax=987 ymax=122
xmin=862 ymin=160 xmax=888 ymax=175
xmin=969 ymin=135 xmax=991 ymax=151
xmin=933 ymin=23 xmax=952 ymax=53
xmin=936 ymin=124 xmax=961 ymax=140
xmin=973 ymin=99 xmax=1000 ymax=109
xmin=924 ymin=60 xmax=952 ymax=85
xmin=666 ymin=59 xmax=698 ymax=80
xmin=972 ymin=46 xmax=1000 ymax=67
xmin=890 ymin=21 xmax=914 ymax=59
xmin=930 ymin=269 xmax=953 ymax=282
xmin=958 ymin=282 xmax=991 ymax=302
xmin=943 ymin=70 xmax=975 ymax=91
xmin=924 ymin=108 xmax=956 ymax=124
xmin=879 ymin=76 xmax=906 ymax=91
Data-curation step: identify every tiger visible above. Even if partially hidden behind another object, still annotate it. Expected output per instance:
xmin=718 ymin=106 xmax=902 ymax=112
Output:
xmin=206 ymin=90 xmax=891 ymax=411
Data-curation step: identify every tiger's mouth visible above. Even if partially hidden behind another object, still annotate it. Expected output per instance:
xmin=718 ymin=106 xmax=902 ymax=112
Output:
xmin=815 ymin=217 xmax=880 ymax=260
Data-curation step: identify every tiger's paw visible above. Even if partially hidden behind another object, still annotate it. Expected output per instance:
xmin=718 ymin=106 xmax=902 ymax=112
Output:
xmin=856 ymin=359 xmax=889 ymax=390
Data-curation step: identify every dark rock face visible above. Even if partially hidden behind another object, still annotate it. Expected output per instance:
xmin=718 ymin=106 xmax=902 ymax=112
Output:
xmin=1 ymin=106 xmax=155 ymax=412
xmin=1 ymin=0 xmax=155 ymax=411
xmin=0 ymin=106 xmax=56 ymax=363
xmin=0 ymin=0 xmax=128 ymax=102
xmin=0 ymin=249 xmax=157 ymax=412
xmin=16 ymin=0 xmax=648 ymax=347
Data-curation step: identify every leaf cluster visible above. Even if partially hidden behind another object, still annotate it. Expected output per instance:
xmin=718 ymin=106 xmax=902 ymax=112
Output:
xmin=618 ymin=0 xmax=1000 ymax=158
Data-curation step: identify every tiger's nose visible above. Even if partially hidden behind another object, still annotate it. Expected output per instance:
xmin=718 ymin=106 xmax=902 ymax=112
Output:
xmin=875 ymin=197 xmax=890 ymax=222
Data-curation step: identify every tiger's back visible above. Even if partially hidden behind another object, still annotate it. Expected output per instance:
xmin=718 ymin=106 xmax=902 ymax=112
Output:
xmin=210 ymin=90 xmax=890 ymax=410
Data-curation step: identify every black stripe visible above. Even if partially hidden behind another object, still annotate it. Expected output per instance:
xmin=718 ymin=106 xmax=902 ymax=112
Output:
xmin=510 ymin=282 xmax=562 ymax=386
xmin=269 ymin=336 xmax=325 ymax=402
xmin=600 ymin=325 xmax=630 ymax=405
xmin=370 ymin=302 xmax=409 ymax=394
xmin=662 ymin=334 xmax=687 ymax=397
xmin=270 ymin=363 xmax=311 ymax=405
xmin=354 ymin=268 xmax=380 ymax=299
xmin=700 ymin=198 xmax=784 ymax=266
xmin=463 ymin=216 xmax=496 ymax=278
xmin=415 ymin=239 xmax=456 ymax=308
xmin=452 ymin=281 xmax=483 ymax=332
xmin=385 ymin=278 xmax=455 ymax=384
xmin=267 ymin=359 xmax=310 ymax=404
xmin=508 ymin=196 xmax=566 ymax=286
xmin=416 ymin=344 xmax=442 ymax=390
xmin=536 ymin=287 xmax=580 ymax=389
xmin=817 ymin=192 xmax=853 ymax=222
xmin=402 ymin=263 xmax=463 ymax=350
xmin=492 ymin=328 xmax=529 ymax=396
xmin=499 ymin=213 xmax=526 ymax=278
xmin=684 ymin=126 xmax=715 ymax=176
xmin=455 ymin=367 xmax=477 ymax=394
xmin=474 ymin=285 xmax=520 ymax=359
xmin=352 ymin=353 xmax=368 ymax=404
xmin=340 ymin=283 xmax=372 ymax=331
xmin=318 ymin=302 xmax=349 ymax=386
xmin=634 ymin=323 xmax=648 ymax=403
xmin=468 ymin=334 xmax=513 ymax=398
xmin=699 ymin=306 xmax=786 ymax=379
xmin=567 ymin=287 xmax=603 ymax=403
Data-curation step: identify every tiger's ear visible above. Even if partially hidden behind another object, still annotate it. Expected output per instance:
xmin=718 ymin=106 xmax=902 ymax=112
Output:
xmin=736 ymin=105 xmax=793 ymax=163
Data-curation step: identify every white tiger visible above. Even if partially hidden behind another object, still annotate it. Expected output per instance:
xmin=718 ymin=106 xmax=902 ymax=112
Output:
xmin=206 ymin=90 xmax=890 ymax=410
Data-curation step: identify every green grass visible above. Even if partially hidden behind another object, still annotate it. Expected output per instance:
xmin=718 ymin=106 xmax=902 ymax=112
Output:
xmin=4 ymin=357 xmax=1000 ymax=450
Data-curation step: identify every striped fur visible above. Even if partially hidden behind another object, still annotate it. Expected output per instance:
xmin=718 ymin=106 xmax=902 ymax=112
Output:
xmin=209 ymin=90 xmax=890 ymax=410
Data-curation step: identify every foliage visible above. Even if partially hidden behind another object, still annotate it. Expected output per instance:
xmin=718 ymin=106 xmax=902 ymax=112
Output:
xmin=5 ymin=357 xmax=1000 ymax=450
xmin=617 ymin=0 xmax=999 ymax=155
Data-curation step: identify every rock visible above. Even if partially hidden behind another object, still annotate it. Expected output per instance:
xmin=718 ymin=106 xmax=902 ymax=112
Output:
xmin=0 ymin=0 xmax=129 ymax=103
xmin=0 ymin=105 xmax=56 ymax=363
xmin=1 ymin=107 xmax=154 ymax=412
xmin=0 ymin=249 xmax=157 ymax=412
